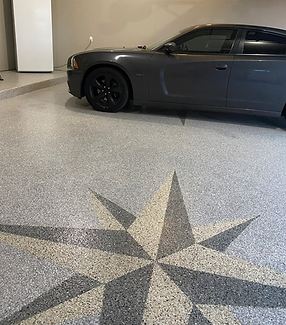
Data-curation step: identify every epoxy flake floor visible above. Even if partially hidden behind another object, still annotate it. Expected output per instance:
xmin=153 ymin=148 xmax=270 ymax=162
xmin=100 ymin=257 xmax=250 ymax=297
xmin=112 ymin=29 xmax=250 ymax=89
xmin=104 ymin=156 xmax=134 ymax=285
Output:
xmin=1 ymin=83 xmax=286 ymax=325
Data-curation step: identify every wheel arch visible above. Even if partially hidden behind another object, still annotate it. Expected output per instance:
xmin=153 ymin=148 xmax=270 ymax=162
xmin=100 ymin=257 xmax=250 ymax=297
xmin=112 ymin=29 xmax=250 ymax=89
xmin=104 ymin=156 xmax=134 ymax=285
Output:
xmin=81 ymin=64 xmax=133 ymax=100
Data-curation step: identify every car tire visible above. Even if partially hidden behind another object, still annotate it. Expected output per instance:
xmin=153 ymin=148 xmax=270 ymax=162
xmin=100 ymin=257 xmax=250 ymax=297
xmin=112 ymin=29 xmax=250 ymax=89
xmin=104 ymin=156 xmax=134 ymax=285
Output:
xmin=84 ymin=67 xmax=129 ymax=112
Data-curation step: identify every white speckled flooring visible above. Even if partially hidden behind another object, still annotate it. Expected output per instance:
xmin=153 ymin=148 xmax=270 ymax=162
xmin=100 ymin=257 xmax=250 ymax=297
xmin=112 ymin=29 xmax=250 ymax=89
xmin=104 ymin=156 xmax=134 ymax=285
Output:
xmin=0 ymin=80 xmax=286 ymax=324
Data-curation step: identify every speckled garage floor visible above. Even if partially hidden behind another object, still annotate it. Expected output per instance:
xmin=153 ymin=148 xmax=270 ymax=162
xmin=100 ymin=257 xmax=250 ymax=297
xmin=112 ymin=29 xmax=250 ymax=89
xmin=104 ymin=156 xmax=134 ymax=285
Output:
xmin=1 ymin=83 xmax=286 ymax=325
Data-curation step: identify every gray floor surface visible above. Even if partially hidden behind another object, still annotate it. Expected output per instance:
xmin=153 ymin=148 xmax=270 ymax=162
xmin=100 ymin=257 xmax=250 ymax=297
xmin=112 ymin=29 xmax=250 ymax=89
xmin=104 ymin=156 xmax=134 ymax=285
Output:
xmin=0 ymin=82 xmax=286 ymax=324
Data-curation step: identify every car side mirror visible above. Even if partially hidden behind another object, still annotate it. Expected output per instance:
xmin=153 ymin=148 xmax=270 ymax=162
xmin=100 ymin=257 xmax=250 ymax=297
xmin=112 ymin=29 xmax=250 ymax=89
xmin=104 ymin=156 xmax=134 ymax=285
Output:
xmin=164 ymin=42 xmax=177 ymax=53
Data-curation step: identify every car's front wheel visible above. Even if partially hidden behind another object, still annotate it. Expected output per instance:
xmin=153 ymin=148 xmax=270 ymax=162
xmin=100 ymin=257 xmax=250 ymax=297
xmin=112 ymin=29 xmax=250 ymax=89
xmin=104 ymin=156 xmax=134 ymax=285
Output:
xmin=84 ymin=67 xmax=129 ymax=112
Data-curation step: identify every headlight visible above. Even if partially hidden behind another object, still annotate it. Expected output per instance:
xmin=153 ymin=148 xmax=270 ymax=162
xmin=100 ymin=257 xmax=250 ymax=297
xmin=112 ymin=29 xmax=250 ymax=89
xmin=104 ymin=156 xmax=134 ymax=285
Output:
xmin=67 ymin=56 xmax=78 ymax=69
xmin=71 ymin=56 xmax=78 ymax=69
xmin=67 ymin=55 xmax=89 ymax=70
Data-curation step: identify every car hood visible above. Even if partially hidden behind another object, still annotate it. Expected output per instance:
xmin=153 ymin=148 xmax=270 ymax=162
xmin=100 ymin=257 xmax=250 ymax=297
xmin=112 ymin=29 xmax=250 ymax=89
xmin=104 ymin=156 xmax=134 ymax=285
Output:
xmin=74 ymin=47 xmax=150 ymax=56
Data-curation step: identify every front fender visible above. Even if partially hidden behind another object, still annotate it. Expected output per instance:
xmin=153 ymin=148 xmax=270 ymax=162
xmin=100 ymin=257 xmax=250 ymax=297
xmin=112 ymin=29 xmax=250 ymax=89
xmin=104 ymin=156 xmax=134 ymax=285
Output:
xmin=77 ymin=51 xmax=153 ymax=101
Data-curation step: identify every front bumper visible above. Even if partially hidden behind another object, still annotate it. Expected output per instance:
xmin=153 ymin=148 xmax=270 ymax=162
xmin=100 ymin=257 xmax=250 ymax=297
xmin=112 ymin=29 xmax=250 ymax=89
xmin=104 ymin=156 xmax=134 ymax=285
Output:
xmin=67 ymin=69 xmax=85 ymax=98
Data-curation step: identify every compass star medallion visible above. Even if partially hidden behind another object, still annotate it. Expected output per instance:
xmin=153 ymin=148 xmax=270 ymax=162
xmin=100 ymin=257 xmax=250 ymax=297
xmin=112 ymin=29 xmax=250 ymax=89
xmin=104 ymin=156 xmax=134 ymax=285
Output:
xmin=0 ymin=172 xmax=286 ymax=325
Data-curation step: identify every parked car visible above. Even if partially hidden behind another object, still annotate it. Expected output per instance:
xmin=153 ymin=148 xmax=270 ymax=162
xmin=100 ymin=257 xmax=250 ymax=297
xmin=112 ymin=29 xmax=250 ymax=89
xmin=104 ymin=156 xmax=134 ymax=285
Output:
xmin=67 ymin=24 xmax=286 ymax=118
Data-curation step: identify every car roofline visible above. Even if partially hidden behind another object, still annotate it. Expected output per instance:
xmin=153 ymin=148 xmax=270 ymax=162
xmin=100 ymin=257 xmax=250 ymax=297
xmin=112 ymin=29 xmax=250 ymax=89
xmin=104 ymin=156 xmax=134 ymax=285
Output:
xmin=184 ymin=23 xmax=286 ymax=35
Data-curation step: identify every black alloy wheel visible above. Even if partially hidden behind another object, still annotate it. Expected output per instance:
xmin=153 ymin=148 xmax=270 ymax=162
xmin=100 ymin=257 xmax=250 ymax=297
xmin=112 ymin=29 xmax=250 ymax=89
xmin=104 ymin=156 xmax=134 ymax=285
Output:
xmin=85 ymin=68 xmax=129 ymax=112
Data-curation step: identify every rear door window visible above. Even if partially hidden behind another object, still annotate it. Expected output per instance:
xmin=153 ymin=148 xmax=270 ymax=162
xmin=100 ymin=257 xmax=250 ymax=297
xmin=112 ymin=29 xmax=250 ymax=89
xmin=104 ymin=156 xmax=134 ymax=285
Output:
xmin=243 ymin=30 xmax=286 ymax=55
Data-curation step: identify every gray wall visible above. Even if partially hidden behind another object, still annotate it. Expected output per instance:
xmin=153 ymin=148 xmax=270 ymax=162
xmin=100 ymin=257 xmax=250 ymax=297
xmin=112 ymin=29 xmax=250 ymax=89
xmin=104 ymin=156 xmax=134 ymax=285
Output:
xmin=1 ymin=0 xmax=286 ymax=70
xmin=0 ymin=0 xmax=15 ymax=71
xmin=51 ymin=0 xmax=286 ymax=67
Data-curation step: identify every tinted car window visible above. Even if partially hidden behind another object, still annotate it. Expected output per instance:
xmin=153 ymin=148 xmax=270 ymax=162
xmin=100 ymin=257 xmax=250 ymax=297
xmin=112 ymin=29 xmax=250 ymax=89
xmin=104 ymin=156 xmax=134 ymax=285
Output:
xmin=177 ymin=29 xmax=238 ymax=54
xmin=243 ymin=30 xmax=286 ymax=55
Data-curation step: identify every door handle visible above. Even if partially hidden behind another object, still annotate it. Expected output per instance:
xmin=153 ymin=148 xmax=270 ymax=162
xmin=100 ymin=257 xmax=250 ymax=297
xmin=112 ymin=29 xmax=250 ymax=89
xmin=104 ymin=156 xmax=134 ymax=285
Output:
xmin=215 ymin=64 xmax=228 ymax=70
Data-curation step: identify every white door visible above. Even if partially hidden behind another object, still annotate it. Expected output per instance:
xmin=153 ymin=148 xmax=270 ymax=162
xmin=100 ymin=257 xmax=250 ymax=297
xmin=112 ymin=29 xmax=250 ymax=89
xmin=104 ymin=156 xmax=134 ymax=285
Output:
xmin=12 ymin=0 xmax=53 ymax=72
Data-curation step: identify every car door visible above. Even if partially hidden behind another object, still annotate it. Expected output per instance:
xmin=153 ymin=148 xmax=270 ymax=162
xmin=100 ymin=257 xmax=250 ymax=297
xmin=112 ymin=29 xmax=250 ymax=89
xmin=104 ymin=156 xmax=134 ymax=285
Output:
xmin=149 ymin=28 xmax=239 ymax=107
xmin=227 ymin=29 xmax=286 ymax=114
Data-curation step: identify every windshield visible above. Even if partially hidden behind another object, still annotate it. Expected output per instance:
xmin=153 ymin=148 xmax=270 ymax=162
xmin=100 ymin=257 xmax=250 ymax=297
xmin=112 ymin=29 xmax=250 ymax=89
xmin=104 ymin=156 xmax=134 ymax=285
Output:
xmin=148 ymin=32 xmax=181 ymax=50
xmin=148 ymin=26 xmax=195 ymax=50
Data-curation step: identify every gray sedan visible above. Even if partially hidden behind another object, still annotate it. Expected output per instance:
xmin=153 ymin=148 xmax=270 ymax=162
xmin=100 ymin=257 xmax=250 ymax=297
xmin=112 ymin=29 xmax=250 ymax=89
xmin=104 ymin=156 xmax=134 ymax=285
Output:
xmin=67 ymin=24 xmax=286 ymax=118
